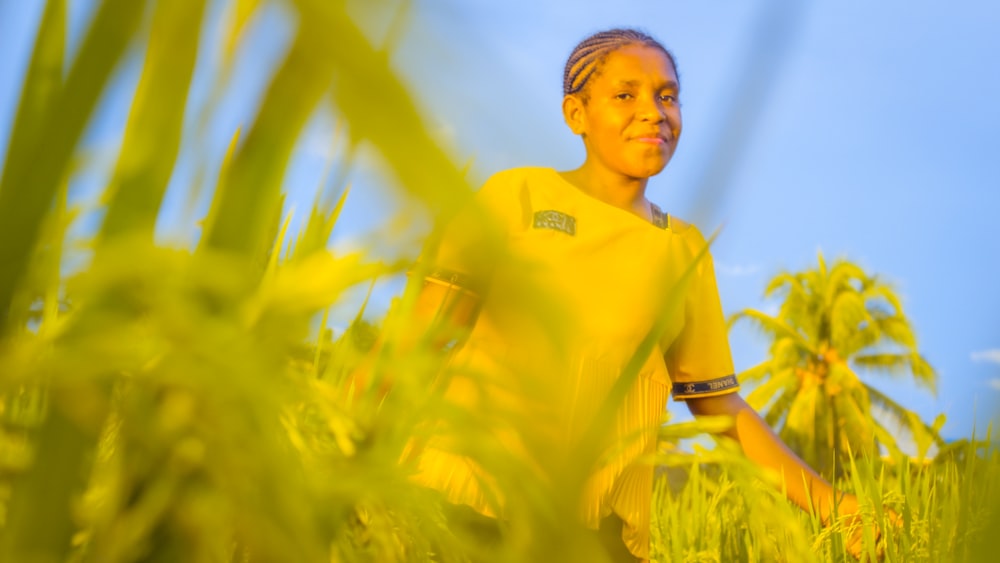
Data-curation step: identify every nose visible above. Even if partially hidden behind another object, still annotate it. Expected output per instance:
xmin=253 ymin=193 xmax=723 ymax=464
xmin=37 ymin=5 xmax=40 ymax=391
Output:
xmin=638 ymin=96 xmax=666 ymax=122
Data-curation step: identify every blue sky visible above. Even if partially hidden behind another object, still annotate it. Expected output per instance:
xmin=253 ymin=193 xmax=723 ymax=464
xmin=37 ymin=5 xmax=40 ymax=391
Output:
xmin=2 ymin=0 xmax=998 ymax=442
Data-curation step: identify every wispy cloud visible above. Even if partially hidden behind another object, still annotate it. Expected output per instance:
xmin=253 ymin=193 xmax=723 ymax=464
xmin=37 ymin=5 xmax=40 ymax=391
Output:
xmin=971 ymin=349 xmax=1000 ymax=365
xmin=715 ymin=262 xmax=761 ymax=277
xmin=989 ymin=378 xmax=1000 ymax=392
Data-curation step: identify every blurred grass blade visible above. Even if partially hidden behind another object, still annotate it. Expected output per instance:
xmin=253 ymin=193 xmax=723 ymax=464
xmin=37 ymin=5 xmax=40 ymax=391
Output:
xmin=0 ymin=0 xmax=65 ymax=183
xmin=0 ymin=0 xmax=144 ymax=559
xmin=201 ymin=17 xmax=339 ymax=265
xmin=328 ymin=183 xmax=350 ymax=230
xmin=0 ymin=0 xmax=146 ymax=330
xmin=294 ymin=0 xmax=472 ymax=220
xmin=266 ymin=206 xmax=295 ymax=275
xmin=295 ymin=184 xmax=348 ymax=260
xmin=225 ymin=0 xmax=265 ymax=63
xmin=0 ymin=0 xmax=65 ymax=329
xmin=39 ymin=181 xmax=70 ymax=334
xmin=198 ymin=127 xmax=240 ymax=242
xmin=6 ymin=176 xmax=74 ymax=331
xmin=0 ymin=389 xmax=102 ymax=562
xmin=98 ymin=0 xmax=209 ymax=243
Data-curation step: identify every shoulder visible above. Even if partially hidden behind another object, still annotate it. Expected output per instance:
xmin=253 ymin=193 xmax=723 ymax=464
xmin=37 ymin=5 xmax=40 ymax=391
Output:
xmin=649 ymin=204 xmax=696 ymax=237
xmin=479 ymin=166 xmax=554 ymax=190
xmin=476 ymin=167 xmax=558 ymax=215
xmin=655 ymin=210 xmax=715 ymax=263
xmin=678 ymin=220 xmax=713 ymax=259
xmin=667 ymin=214 xmax=692 ymax=234
xmin=471 ymin=167 xmax=556 ymax=228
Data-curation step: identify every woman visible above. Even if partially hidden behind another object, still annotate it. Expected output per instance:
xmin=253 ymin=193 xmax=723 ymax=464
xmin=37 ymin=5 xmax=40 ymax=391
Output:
xmin=392 ymin=28 xmax=871 ymax=562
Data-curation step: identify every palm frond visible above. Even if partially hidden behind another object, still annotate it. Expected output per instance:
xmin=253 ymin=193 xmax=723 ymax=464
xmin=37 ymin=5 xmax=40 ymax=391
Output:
xmin=824 ymin=259 xmax=867 ymax=309
xmin=762 ymin=388 xmax=794 ymax=428
xmin=731 ymin=309 xmax=816 ymax=354
xmin=736 ymin=359 xmax=773 ymax=384
xmin=861 ymin=282 xmax=904 ymax=316
xmin=874 ymin=315 xmax=917 ymax=349
xmin=862 ymin=382 xmax=914 ymax=430
xmin=762 ymin=271 xmax=798 ymax=298
xmin=745 ymin=369 xmax=796 ymax=411
xmin=784 ymin=383 xmax=822 ymax=449
xmin=833 ymin=391 xmax=876 ymax=458
xmin=851 ymin=352 xmax=914 ymax=376
xmin=872 ymin=422 xmax=904 ymax=458
xmin=864 ymin=383 xmax=944 ymax=448
xmin=909 ymin=354 xmax=937 ymax=391
xmin=829 ymin=291 xmax=868 ymax=352
xmin=840 ymin=323 xmax=881 ymax=357
xmin=770 ymin=337 xmax=807 ymax=371
xmin=852 ymin=353 xmax=937 ymax=392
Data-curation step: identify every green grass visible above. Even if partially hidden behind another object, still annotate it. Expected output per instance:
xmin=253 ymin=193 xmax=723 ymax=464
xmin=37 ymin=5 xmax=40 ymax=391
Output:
xmin=1 ymin=2 xmax=998 ymax=562
xmin=651 ymin=430 xmax=999 ymax=562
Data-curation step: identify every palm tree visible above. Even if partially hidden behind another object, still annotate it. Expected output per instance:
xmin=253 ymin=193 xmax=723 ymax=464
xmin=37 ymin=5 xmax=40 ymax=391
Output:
xmin=731 ymin=253 xmax=941 ymax=477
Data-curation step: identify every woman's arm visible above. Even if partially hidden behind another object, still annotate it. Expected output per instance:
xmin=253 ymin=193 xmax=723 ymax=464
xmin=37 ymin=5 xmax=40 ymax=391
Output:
xmin=683 ymin=393 xmax=860 ymax=525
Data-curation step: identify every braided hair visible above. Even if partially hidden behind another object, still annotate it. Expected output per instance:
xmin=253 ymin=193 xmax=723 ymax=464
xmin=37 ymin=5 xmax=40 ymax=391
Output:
xmin=562 ymin=28 xmax=678 ymax=100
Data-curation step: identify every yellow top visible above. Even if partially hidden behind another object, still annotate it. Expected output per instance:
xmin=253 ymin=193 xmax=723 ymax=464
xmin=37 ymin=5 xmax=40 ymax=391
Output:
xmin=413 ymin=167 xmax=738 ymax=558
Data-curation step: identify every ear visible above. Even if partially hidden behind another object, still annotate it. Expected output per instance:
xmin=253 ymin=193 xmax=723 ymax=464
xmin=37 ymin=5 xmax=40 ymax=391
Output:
xmin=562 ymin=94 xmax=586 ymax=136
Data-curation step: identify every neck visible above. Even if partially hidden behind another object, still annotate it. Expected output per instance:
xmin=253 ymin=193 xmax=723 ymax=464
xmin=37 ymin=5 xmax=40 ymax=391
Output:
xmin=561 ymin=161 xmax=651 ymax=219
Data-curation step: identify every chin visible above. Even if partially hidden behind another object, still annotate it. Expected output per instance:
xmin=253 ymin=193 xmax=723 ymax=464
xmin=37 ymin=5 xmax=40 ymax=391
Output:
xmin=631 ymin=161 xmax=669 ymax=179
xmin=629 ymin=152 xmax=673 ymax=178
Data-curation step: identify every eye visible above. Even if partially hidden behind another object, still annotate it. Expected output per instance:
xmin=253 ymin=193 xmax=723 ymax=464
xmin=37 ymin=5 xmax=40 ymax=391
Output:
xmin=615 ymin=92 xmax=634 ymax=101
xmin=659 ymin=93 xmax=678 ymax=103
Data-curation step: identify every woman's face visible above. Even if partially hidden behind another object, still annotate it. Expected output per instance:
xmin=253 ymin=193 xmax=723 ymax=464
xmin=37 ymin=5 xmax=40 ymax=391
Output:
xmin=567 ymin=45 xmax=682 ymax=180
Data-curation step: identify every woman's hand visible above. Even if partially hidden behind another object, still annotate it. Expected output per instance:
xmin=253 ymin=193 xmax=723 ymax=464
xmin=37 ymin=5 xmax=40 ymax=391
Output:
xmin=839 ymin=494 xmax=901 ymax=561
xmin=685 ymin=393 xmax=902 ymax=559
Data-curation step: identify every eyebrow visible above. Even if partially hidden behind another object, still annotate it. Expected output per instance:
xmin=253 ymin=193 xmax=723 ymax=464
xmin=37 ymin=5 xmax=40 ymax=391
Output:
xmin=612 ymin=79 xmax=679 ymax=90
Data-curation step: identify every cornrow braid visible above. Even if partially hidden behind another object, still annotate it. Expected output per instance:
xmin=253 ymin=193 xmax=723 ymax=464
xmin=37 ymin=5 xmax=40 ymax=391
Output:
xmin=562 ymin=28 xmax=678 ymax=99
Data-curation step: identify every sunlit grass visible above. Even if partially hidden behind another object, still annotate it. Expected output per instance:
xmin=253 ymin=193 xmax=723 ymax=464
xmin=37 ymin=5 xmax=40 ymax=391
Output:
xmin=651 ymin=428 xmax=999 ymax=562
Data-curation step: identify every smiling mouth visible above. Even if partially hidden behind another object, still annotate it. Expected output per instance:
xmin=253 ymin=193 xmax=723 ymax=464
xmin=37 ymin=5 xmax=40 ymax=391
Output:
xmin=633 ymin=136 xmax=669 ymax=145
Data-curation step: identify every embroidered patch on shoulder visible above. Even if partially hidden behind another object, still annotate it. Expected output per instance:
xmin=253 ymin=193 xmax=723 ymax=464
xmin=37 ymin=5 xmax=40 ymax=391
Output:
xmin=532 ymin=210 xmax=576 ymax=236
xmin=650 ymin=203 xmax=669 ymax=230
